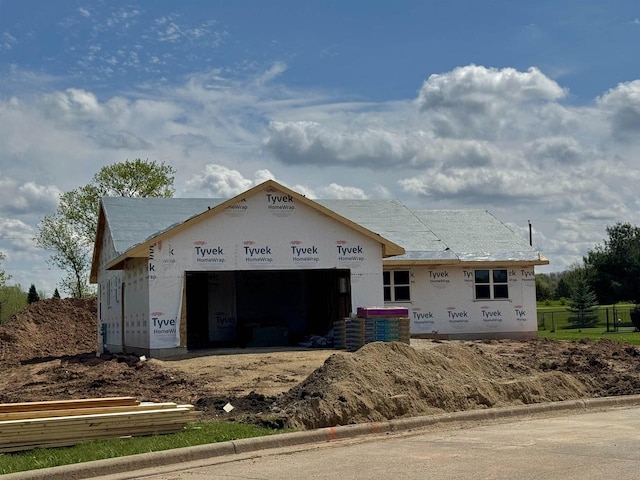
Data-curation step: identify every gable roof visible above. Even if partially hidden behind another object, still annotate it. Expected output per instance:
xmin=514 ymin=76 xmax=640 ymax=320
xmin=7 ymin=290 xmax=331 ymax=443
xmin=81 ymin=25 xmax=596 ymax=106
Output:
xmin=91 ymin=180 xmax=548 ymax=282
xmin=316 ymin=201 xmax=548 ymax=266
xmin=90 ymin=180 xmax=406 ymax=281
xmin=316 ymin=199 xmax=458 ymax=262
xmin=411 ymin=210 xmax=547 ymax=265
xmin=102 ymin=197 xmax=227 ymax=256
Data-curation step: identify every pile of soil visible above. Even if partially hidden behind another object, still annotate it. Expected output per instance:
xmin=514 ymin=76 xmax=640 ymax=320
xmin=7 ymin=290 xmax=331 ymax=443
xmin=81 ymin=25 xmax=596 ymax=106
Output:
xmin=276 ymin=341 xmax=590 ymax=429
xmin=0 ymin=298 xmax=97 ymax=366
xmin=2 ymin=298 xmax=640 ymax=430
xmin=0 ymin=298 xmax=209 ymax=409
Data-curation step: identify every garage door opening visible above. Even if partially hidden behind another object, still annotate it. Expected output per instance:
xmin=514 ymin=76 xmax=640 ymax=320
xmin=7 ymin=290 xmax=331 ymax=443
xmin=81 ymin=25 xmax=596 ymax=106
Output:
xmin=185 ymin=269 xmax=351 ymax=349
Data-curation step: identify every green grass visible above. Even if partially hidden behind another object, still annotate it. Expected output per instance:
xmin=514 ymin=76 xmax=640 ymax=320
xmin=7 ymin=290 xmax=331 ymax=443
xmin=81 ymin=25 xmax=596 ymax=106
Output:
xmin=537 ymin=302 xmax=640 ymax=345
xmin=538 ymin=327 xmax=640 ymax=344
xmin=0 ymin=421 xmax=286 ymax=475
xmin=537 ymin=301 xmax=635 ymax=311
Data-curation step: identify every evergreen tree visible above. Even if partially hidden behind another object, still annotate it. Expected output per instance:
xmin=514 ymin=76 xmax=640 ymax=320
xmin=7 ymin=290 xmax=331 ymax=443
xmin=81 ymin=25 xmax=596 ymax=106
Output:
xmin=27 ymin=284 xmax=40 ymax=304
xmin=567 ymin=274 xmax=599 ymax=328
xmin=555 ymin=277 xmax=572 ymax=300
xmin=53 ymin=288 xmax=61 ymax=299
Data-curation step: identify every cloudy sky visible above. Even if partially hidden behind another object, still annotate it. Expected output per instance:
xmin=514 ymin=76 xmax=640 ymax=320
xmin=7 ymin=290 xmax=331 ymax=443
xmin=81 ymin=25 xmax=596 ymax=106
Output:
xmin=1 ymin=0 xmax=640 ymax=295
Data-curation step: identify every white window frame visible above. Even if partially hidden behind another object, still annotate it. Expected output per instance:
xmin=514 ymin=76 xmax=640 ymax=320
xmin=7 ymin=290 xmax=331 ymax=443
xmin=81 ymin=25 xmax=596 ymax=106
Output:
xmin=474 ymin=269 xmax=509 ymax=300
xmin=384 ymin=270 xmax=411 ymax=302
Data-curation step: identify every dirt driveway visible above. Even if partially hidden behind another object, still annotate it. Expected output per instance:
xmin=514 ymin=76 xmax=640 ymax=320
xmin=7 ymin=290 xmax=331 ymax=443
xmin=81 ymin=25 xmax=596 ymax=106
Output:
xmin=155 ymin=348 xmax=335 ymax=397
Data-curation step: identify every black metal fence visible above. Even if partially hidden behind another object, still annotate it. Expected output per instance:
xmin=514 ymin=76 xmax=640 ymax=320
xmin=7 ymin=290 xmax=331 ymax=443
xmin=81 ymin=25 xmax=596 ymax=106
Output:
xmin=537 ymin=306 xmax=637 ymax=332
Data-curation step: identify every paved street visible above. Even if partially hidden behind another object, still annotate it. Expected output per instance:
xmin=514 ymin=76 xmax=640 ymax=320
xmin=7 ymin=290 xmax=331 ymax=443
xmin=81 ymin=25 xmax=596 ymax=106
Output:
xmin=96 ymin=406 xmax=640 ymax=480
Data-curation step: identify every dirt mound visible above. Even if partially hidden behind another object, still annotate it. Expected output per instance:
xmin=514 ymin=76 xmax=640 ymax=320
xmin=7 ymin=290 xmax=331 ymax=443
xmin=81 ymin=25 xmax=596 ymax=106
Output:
xmin=0 ymin=298 xmax=97 ymax=365
xmin=484 ymin=337 xmax=640 ymax=396
xmin=276 ymin=341 xmax=589 ymax=429
xmin=0 ymin=352 xmax=204 ymax=404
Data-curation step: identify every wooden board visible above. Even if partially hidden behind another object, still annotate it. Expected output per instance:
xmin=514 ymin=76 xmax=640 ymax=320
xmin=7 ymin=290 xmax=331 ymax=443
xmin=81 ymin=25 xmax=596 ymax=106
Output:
xmin=0 ymin=397 xmax=196 ymax=453
xmin=0 ymin=397 xmax=139 ymax=413
xmin=0 ymin=402 xmax=182 ymax=421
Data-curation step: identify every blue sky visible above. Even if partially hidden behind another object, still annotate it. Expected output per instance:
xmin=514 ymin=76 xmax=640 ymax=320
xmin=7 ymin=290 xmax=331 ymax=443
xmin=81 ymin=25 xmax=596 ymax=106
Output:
xmin=4 ymin=1 xmax=639 ymax=101
xmin=1 ymin=0 xmax=640 ymax=295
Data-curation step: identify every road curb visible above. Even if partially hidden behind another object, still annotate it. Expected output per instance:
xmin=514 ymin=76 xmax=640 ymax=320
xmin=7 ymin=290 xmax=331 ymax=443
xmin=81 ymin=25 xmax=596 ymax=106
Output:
xmin=6 ymin=394 xmax=640 ymax=480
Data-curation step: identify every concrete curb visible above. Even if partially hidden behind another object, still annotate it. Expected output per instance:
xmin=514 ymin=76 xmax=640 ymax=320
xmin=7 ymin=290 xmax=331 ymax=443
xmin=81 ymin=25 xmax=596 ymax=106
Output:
xmin=6 ymin=394 xmax=640 ymax=480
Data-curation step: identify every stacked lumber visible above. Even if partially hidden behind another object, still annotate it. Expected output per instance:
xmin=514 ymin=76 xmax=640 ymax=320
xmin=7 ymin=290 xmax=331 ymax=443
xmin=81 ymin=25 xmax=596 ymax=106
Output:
xmin=0 ymin=397 xmax=197 ymax=452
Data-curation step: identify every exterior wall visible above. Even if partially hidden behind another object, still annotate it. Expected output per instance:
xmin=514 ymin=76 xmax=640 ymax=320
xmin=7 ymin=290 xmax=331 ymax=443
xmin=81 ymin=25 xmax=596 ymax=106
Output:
xmin=97 ymin=225 xmax=123 ymax=353
xmin=385 ymin=264 xmax=537 ymax=339
xmin=98 ymin=221 xmax=152 ymax=353
xmin=143 ymin=188 xmax=385 ymax=350
xmin=98 ymin=270 xmax=124 ymax=352
xmin=123 ymin=258 xmax=150 ymax=350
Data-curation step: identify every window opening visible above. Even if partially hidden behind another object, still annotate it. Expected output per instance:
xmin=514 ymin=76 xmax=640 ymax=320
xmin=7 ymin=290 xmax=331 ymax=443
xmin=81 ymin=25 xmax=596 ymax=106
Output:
xmin=474 ymin=269 xmax=509 ymax=300
xmin=384 ymin=270 xmax=411 ymax=302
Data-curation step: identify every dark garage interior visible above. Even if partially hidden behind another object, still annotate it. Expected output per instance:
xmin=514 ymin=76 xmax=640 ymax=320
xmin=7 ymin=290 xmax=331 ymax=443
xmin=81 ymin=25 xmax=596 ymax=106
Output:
xmin=185 ymin=269 xmax=351 ymax=349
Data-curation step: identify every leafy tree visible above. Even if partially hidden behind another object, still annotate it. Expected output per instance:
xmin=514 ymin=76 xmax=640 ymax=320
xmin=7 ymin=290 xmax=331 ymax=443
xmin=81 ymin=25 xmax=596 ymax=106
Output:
xmin=57 ymin=159 xmax=176 ymax=242
xmin=36 ymin=159 xmax=175 ymax=298
xmin=567 ymin=272 xmax=599 ymax=328
xmin=584 ymin=223 xmax=640 ymax=304
xmin=53 ymin=288 xmax=61 ymax=299
xmin=27 ymin=284 xmax=40 ymax=304
xmin=35 ymin=215 xmax=92 ymax=299
xmin=0 ymin=252 xmax=10 ymax=289
xmin=535 ymin=275 xmax=553 ymax=301
xmin=0 ymin=285 xmax=26 ymax=324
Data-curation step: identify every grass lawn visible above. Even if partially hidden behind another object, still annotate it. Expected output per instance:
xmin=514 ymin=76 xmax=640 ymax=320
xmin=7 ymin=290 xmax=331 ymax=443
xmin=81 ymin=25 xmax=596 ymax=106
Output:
xmin=0 ymin=421 xmax=285 ymax=475
xmin=538 ymin=327 xmax=640 ymax=344
xmin=537 ymin=302 xmax=640 ymax=345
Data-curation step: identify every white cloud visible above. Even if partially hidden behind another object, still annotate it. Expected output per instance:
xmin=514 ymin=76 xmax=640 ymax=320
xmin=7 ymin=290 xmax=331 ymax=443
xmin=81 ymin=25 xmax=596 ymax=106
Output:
xmin=153 ymin=17 xmax=224 ymax=45
xmin=416 ymin=65 xmax=566 ymax=110
xmin=16 ymin=182 xmax=61 ymax=212
xmin=265 ymin=121 xmax=431 ymax=168
xmin=157 ymin=22 xmax=182 ymax=42
xmin=185 ymin=164 xmax=255 ymax=197
xmin=1 ymin=32 xmax=17 ymax=50
xmin=413 ymin=65 xmax=571 ymax=141
xmin=90 ymin=130 xmax=151 ymax=149
xmin=254 ymin=169 xmax=276 ymax=184
xmin=256 ymin=62 xmax=288 ymax=86
xmin=266 ymin=121 xmax=534 ymax=170
xmin=596 ymin=80 xmax=640 ymax=141
xmin=184 ymin=164 xmax=369 ymax=201
xmin=314 ymin=183 xmax=368 ymax=199
xmin=524 ymin=137 xmax=585 ymax=167
xmin=105 ymin=8 xmax=140 ymax=29
xmin=0 ymin=217 xmax=37 ymax=252
xmin=43 ymin=88 xmax=102 ymax=118
xmin=262 ymin=66 xmax=590 ymax=172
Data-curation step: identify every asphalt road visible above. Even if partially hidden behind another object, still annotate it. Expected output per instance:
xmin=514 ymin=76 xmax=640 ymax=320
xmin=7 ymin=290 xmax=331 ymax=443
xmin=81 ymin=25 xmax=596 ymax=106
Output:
xmin=95 ymin=405 xmax=640 ymax=480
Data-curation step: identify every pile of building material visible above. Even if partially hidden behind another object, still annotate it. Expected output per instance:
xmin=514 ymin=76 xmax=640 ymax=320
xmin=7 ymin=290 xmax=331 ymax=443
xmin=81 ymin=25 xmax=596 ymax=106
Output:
xmin=0 ymin=397 xmax=197 ymax=452
xmin=334 ymin=307 xmax=410 ymax=351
